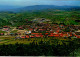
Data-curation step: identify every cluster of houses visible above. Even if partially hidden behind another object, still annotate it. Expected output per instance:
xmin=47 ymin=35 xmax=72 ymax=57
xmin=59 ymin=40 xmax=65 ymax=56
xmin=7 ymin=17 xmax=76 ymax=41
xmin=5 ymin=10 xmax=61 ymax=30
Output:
xmin=14 ymin=23 xmax=80 ymax=39
xmin=0 ymin=19 xmax=80 ymax=39
xmin=2 ymin=26 xmax=10 ymax=32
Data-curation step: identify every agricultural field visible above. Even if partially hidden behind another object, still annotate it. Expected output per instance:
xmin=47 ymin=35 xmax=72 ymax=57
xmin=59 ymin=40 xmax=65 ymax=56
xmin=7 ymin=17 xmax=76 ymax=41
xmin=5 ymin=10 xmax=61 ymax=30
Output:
xmin=0 ymin=36 xmax=75 ymax=45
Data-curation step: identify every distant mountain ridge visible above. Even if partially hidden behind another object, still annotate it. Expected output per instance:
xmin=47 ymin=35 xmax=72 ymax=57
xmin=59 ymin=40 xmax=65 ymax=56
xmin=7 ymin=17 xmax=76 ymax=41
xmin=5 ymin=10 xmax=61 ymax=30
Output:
xmin=0 ymin=5 xmax=80 ymax=12
xmin=0 ymin=5 xmax=21 ymax=11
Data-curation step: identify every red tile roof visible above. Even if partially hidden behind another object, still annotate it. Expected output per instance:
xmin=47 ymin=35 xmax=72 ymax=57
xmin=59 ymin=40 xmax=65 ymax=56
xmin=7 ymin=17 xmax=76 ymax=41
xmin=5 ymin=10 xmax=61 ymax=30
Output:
xmin=1 ymin=33 xmax=4 ymax=35
xmin=54 ymin=34 xmax=60 ymax=37
xmin=56 ymin=30 xmax=60 ymax=33
xmin=45 ymin=33 xmax=49 ymax=35
xmin=30 ymin=36 xmax=34 ymax=38
xmin=21 ymin=36 xmax=25 ymax=38
xmin=35 ymin=35 xmax=41 ymax=37
xmin=26 ymin=35 xmax=29 ymax=38
xmin=48 ymin=35 xmax=54 ymax=37
xmin=3 ymin=26 xmax=10 ymax=28
xmin=77 ymin=36 xmax=80 ymax=38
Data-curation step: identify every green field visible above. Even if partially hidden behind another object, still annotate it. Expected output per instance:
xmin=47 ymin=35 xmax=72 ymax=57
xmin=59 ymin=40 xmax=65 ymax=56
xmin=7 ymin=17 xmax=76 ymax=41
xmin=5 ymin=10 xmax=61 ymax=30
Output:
xmin=0 ymin=36 xmax=75 ymax=45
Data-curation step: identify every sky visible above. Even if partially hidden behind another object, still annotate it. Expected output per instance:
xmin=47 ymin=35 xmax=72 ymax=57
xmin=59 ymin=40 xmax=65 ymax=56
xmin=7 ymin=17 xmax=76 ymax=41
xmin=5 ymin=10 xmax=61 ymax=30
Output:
xmin=0 ymin=0 xmax=80 ymax=7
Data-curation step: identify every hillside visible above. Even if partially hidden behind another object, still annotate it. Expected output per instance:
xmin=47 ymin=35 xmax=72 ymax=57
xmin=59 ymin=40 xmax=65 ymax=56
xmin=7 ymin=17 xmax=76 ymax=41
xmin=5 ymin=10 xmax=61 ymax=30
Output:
xmin=0 ymin=9 xmax=80 ymax=27
xmin=0 ymin=5 xmax=80 ymax=27
xmin=0 ymin=5 xmax=80 ymax=56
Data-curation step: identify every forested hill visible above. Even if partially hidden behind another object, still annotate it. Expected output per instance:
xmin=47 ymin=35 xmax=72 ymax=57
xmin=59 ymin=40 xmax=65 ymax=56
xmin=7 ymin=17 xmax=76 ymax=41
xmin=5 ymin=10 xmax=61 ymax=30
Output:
xmin=0 ymin=5 xmax=80 ymax=27
xmin=0 ymin=5 xmax=80 ymax=12
xmin=0 ymin=10 xmax=80 ymax=27
xmin=0 ymin=5 xmax=21 ymax=11
xmin=12 ymin=5 xmax=80 ymax=12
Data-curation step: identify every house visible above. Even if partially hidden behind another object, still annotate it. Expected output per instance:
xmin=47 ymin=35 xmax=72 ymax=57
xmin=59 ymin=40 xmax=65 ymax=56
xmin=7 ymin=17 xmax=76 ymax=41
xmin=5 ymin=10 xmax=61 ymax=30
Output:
xmin=17 ymin=33 xmax=21 ymax=35
xmin=63 ymin=34 xmax=69 ymax=37
xmin=30 ymin=35 xmax=35 ymax=38
xmin=73 ymin=33 xmax=77 ymax=37
xmin=48 ymin=34 xmax=54 ymax=37
xmin=40 ymin=35 xmax=43 ymax=38
xmin=50 ymin=31 xmax=53 ymax=33
xmin=21 ymin=36 xmax=26 ymax=39
xmin=26 ymin=35 xmax=29 ymax=38
xmin=60 ymin=25 xmax=64 ymax=28
xmin=56 ymin=30 xmax=60 ymax=33
xmin=77 ymin=36 xmax=80 ymax=38
xmin=45 ymin=33 xmax=49 ymax=35
xmin=18 ymin=27 xmax=24 ymax=30
xmin=34 ymin=34 xmax=43 ymax=38
xmin=35 ymin=34 xmax=41 ymax=38
xmin=59 ymin=33 xmax=64 ymax=37
xmin=31 ymin=33 xmax=43 ymax=38
xmin=3 ymin=26 xmax=10 ymax=28
xmin=2 ymin=26 xmax=10 ymax=32
xmin=25 ymin=31 xmax=31 ymax=34
xmin=0 ymin=33 xmax=4 ymax=36
xmin=3 ymin=29 xmax=9 ymax=31
xmin=29 ymin=28 xmax=33 ymax=31
xmin=31 ymin=33 xmax=42 ymax=35
xmin=67 ymin=32 xmax=72 ymax=37
xmin=54 ymin=34 xmax=60 ymax=37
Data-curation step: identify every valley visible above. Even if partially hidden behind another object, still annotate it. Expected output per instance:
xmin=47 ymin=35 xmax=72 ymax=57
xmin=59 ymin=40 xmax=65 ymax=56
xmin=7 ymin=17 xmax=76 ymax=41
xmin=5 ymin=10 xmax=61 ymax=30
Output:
xmin=0 ymin=5 xmax=80 ymax=56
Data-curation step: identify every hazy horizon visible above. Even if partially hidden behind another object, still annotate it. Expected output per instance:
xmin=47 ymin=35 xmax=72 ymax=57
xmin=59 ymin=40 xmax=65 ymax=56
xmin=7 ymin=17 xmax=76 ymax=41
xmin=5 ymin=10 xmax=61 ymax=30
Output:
xmin=0 ymin=0 xmax=80 ymax=11
xmin=0 ymin=0 xmax=80 ymax=7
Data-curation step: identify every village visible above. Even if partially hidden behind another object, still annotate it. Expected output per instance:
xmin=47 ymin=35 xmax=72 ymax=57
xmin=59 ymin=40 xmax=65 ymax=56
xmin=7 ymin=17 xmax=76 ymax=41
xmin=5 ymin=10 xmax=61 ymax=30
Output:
xmin=0 ymin=18 xmax=80 ymax=39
